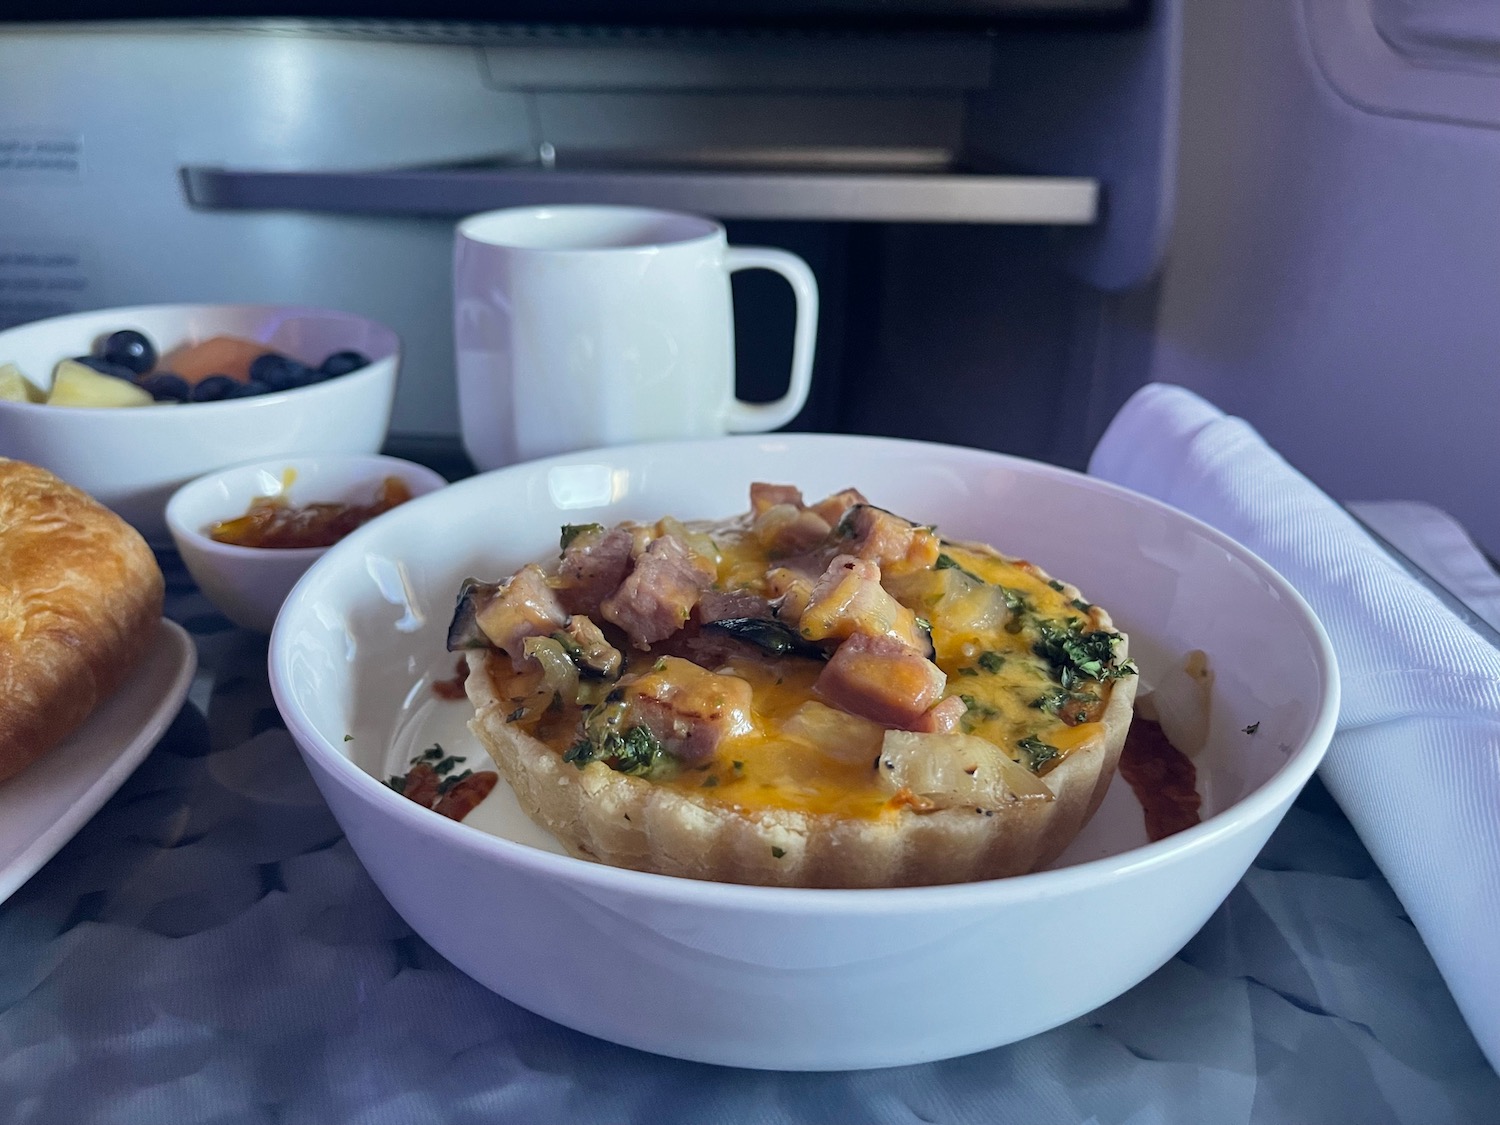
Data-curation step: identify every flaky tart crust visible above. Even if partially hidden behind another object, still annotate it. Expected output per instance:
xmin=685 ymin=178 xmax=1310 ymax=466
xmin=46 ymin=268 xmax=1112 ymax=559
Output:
xmin=0 ymin=458 xmax=165 ymax=783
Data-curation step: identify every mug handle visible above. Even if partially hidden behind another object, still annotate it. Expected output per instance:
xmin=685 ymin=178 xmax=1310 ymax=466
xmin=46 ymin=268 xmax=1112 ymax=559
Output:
xmin=723 ymin=246 xmax=819 ymax=433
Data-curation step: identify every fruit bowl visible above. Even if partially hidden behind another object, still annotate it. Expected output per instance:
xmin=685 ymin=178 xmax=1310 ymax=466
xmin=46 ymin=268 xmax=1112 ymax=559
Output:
xmin=0 ymin=304 xmax=399 ymax=543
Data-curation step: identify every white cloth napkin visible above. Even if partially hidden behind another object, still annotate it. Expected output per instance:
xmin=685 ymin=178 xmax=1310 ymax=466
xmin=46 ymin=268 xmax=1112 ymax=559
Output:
xmin=1089 ymin=383 xmax=1500 ymax=1074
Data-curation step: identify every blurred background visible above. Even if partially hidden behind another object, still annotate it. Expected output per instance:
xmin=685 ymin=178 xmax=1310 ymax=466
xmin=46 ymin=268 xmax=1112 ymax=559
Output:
xmin=2 ymin=0 xmax=1496 ymax=553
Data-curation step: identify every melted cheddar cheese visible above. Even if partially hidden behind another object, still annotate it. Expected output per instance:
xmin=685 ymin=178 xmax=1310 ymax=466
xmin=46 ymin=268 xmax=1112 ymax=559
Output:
xmin=486 ymin=514 xmax=1125 ymax=822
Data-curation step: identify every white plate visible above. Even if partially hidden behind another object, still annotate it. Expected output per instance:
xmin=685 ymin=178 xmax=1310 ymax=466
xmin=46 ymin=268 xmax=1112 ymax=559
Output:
xmin=271 ymin=434 xmax=1340 ymax=1070
xmin=0 ymin=619 xmax=197 ymax=904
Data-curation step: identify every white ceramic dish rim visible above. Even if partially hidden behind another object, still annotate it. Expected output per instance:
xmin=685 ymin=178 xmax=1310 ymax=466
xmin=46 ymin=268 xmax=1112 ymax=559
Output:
xmin=0 ymin=302 xmax=398 ymax=414
xmin=269 ymin=434 xmax=1342 ymax=914
xmin=165 ymin=453 xmax=451 ymax=563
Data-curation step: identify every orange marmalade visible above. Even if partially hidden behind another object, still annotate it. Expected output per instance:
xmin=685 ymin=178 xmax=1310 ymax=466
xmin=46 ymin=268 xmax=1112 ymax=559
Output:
xmin=210 ymin=475 xmax=412 ymax=549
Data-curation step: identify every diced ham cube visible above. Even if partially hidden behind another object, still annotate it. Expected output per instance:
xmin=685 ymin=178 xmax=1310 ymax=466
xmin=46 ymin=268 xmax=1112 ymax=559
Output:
xmin=910 ymin=694 xmax=968 ymax=734
xmin=622 ymin=656 xmax=754 ymax=763
xmin=809 ymin=488 xmax=868 ymax=526
xmin=750 ymin=482 xmax=805 ymax=515
xmin=842 ymin=505 xmax=939 ymax=572
xmin=798 ymin=555 xmax=929 ymax=652
xmin=473 ymin=563 xmax=570 ymax=667
xmin=601 ymin=534 xmax=717 ymax=648
xmin=556 ymin=525 xmax=636 ymax=617
xmin=814 ymin=633 xmax=947 ymax=729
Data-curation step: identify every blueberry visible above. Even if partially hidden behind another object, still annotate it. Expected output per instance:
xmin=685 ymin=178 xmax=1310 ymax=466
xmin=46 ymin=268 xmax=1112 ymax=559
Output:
xmin=98 ymin=329 xmax=156 ymax=375
xmin=249 ymin=352 xmax=319 ymax=392
xmin=139 ymin=372 xmax=190 ymax=402
xmin=72 ymin=355 xmax=136 ymax=380
xmin=248 ymin=352 xmax=290 ymax=386
xmin=320 ymin=350 xmax=369 ymax=378
xmin=234 ymin=378 xmax=272 ymax=398
xmin=191 ymin=375 xmax=240 ymax=402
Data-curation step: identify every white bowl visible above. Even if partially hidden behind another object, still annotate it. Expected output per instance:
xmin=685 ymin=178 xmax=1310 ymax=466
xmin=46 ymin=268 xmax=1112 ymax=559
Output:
xmin=166 ymin=453 xmax=447 ymax=634
xmin=268 ymin=434 xmax=1339 ymax=1071
xmin=0 ymin=303 xmax=400 ymax=543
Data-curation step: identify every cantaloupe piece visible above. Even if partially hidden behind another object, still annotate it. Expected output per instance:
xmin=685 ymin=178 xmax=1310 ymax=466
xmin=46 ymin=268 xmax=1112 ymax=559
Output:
xmin=158 ymin=335 xmax=270 ymax=384
xmin=0 ymin=362 xmax=45 ymax=403
xmin=47 ymin=360 xmax=154 ymax=407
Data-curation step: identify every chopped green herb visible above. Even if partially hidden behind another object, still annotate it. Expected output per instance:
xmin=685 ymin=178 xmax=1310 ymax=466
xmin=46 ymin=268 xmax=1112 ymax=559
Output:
xmin=507 ymin=706 xmax=526 ymax=722
xmin=977 ymin=651 xmax=1006 ymax=674
xmin=771 ymin=846 xmax=786 ymax=859
xmin=702 ymin=775 xmax=719 ymax=788
xmin=935 ymin=553 xmax=986 ymax=584
xmin=1032 ymin=684 xmax=1099 ymax=718
xmin=1017 ymin=736 xmax=1061 ymax=774
xmin=915 ymin=616 xmax=932 ymax=633
xmin=1070 ymin=598 xmax=1094 ymax=613
xmin=956 ymin=666 xmax=979 ymax=677
xmin=1048 ymin=579 xmax=1066 ymax=592
xmin=732 ymin=760 xmax=744 ymax=771
xmin=386 ymin=775 xmax=407 ymax=795
xmin=343 ymin=734 xmax=353 ymax=742
xmin=1031 ymin=685 xmax=1069 ymax=713
xmin=1243 ymin=721 xmax=1261 ymax=735
xmin=1033 ymin=622 xmax=1137 ymax=685
xmin=611 ymin=729 xmax=663 ymax=772
xmin=958 ymin=694 xmax=999 ymax=724
xmin=433 ymin=755 xmax=464 ymax=777
xmin=1000 ymin=587 xmax=1031 ymax=632
xmin=565 ymin=723 xmax=666 ymax=777
xmin=411 ymin=744 xmax=445 ymax=764
xmin=559 ymin=522 xmax=603 ymax=550
xmin=437 ymin=769 xmax=473 ymax=795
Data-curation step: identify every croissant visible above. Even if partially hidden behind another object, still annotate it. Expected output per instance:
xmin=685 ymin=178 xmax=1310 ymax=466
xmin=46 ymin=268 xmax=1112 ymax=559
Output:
xmin=0 ymin=458 xmax=164 ymax=782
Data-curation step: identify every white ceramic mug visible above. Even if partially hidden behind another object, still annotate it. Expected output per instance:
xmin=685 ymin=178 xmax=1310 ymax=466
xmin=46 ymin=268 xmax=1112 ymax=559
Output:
xmin=453 ymin=205 xmax=819 ymax=470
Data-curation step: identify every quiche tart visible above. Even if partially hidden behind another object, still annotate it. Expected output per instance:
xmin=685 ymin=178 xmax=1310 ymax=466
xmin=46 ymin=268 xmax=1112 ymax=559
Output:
xmin=450 ymin=483 xmax=1137 ymax=888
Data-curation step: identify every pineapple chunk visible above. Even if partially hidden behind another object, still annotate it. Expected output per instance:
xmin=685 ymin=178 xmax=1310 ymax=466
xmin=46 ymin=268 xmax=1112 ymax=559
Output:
xmin=47 ymin=359 xmax=154 ymax=408
xmin=0 ymin=362 xmax=45 ymax=403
